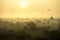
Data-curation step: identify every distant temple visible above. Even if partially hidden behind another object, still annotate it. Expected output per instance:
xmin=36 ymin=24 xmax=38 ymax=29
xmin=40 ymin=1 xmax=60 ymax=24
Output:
xmin=50 ymin=16 xmax=54 ymax=20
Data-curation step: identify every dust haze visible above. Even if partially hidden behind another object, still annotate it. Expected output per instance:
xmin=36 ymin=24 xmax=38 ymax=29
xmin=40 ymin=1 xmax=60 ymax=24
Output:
xmin=0 ymin=0 xmax=60 ymax=40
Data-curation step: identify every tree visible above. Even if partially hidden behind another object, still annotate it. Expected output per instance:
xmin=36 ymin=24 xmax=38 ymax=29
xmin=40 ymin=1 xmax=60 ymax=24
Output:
xmin=58 ymin=24 xmax=60 ymax=31
xmin=47 ymin=30 xmax=60 ymax=39
xmin=27 ymin=22 xmax=36 ymax=30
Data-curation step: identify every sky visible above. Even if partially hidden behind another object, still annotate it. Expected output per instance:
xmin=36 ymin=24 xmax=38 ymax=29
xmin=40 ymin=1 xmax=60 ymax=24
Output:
xmin=0 ymin=0 xmax=60 ymax=18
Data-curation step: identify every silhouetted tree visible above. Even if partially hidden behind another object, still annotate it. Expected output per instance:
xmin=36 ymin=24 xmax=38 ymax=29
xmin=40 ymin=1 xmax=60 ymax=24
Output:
xmin=58 ymin=24 xmax=60 ymax=31
xmin=27 ymin=22 xmax=36 ymax=31
xmin=47 ymin=30 xmax=60 ymax=39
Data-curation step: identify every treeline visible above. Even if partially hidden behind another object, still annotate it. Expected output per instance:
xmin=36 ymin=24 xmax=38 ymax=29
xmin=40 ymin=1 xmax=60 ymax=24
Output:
xmin=0 ymin=18 xmax=60 ymax=40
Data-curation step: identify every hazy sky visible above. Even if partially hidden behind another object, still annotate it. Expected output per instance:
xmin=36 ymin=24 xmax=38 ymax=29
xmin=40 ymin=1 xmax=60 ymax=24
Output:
xmin=0 ymin=0 xmax=60 ymax=18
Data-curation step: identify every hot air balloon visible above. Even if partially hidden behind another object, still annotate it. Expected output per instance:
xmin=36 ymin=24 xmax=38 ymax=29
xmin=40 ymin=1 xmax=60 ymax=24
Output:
xmin=48 ymin=8 xmax=51 ymax=11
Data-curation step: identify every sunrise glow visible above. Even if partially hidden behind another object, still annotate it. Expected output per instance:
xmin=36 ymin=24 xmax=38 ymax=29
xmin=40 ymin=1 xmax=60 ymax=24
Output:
xmin=20 ymin=0 xmax=27 ymax=8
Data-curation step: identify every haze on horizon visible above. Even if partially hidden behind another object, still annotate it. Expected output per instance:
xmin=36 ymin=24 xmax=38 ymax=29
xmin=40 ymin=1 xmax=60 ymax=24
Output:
xmin=0 ymin=0 xmax=60 ymax=18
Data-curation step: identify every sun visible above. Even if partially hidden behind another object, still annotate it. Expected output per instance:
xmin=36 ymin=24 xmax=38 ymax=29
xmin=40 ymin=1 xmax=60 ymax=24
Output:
xmin=20 ymin=1 xmax=27 ymax=8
